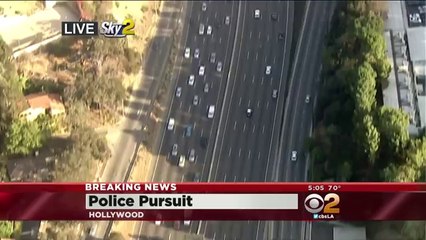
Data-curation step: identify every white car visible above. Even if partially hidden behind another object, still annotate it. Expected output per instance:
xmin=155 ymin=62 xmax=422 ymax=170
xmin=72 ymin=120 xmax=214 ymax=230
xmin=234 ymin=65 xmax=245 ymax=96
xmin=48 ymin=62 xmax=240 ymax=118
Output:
xmin=265 ymin=65 xmax=271 ymax=75
xmin=178 ymin=155 xmax=185 ymax=168
xmin=305 ymin=95 xmax=311 ymax=103
xmin=199 ymin=65 xmax=205 ymax=76
xmin=207 ymin=25 xmax=212 ymax=35
xmin=210 ymin=52 xmax=216 ymax=63
xmin=167 ymin=118 xmax=175 ymax=130
xmin=194 ymin=48 xmax=200 ymax=58
xmin=225 ymin=16 xmax=230 ymax=25
xmin=188 ymin=149 xmax=196 ymax=162
xmin=204 ymin=83 xmax=209 ymax=93
xmin=155 ymin=220 xmax=162 ymax=226
xmin=193 ymin=95 xmax=199 ymax=106
xmin=184 ymin=47 xmax=190 ymax=58
xmin=171 ymin=144 xmax=178 ymax=156
xmin=176 ymin=87 xmax=182 ymax=97
xmin=188 ymin=75 xmax=195 ymax=85
xmin=184 ymin=220 xmax=191 ymax=226
xmin=207 ymin=105 xmax=215 ymax=119
xmin=272 ymin=89 xmax=278 ymax=99
xmin=291 ymin=151 xmax=297 ymax=161
xmin=202 ymin=2 xmax=207 ymax=11
xmin=254 ymin=9 xmax=261 ymax=19
xmin=216 ymin=61 xmax=223 ymax=72
xmin=199 ymin=24 xmax=205 ymax=35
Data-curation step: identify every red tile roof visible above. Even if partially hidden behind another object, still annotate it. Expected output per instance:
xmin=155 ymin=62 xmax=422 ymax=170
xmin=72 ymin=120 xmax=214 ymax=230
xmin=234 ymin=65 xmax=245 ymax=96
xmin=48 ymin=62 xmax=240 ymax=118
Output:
xmin=25 ymin=93 xmax=65 ymax=111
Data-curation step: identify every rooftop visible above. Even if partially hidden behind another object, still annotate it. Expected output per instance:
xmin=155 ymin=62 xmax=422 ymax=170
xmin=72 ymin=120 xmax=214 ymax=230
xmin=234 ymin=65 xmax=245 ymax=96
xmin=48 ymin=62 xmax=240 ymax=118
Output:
xmin=25 ymin=93 xmax=65 ymax=110
xmin=406 ymin=27 xmax=426 ymax=63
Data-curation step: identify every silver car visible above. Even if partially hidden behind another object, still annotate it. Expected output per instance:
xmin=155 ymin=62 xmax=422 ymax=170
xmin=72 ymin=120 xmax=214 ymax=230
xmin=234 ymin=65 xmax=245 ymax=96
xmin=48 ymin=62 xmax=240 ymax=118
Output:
xmin=193 ymin=95 xmax=199 ymax=106
xmin=210 ymin=53 xmax=216 ymax=63
xmin=216 ymin=61 xmax=223 ymax=72
xmin=194 ymin=48 xmax=200 ymax=58
xmin=188 ymin=149 xmax=196 ymax=162
xmin=204 ymin=83 xmax=209 ymax=93
xmin=202 ymin=2 xmax=207 ymax=11
xmin=171 ymin=144 xmax=178 ymax=156
xmin=225 ymin=16 xmax=230 ymax=25
xmin=199 ymin=24 xmax=205 ymax=35
xmin=176 ymin=87 xmax=182 ymax=97
xmin=291 ymin=151 xmax=297 ymax=161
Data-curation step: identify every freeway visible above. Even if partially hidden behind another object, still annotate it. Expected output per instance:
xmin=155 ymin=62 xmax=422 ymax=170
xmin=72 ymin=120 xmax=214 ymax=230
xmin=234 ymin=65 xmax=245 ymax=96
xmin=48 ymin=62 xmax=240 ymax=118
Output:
xmin=201 ymin=1 xmax=294 ymax=239
xmin=268 ymin=1 xmax=336 ymax=240
xmin=133 ymin=1 xmax=239 ymax=239
xmin=89 ymin=1 xmax=184 ymax=239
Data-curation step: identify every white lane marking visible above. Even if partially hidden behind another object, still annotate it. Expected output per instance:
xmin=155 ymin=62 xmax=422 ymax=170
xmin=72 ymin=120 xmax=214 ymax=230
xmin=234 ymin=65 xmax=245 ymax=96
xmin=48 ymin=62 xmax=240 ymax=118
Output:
xmin=248 ymin=99 xmax=251 ymax=106
xmin=264 ymin=56 xmax=267 ymax=63
xmin=206 ymin=16 xmax=209 ymax=23
xmin=223 ymin=173 xmax=227 ymax=181
xmin=173 ymin=127 xmax=176 ymax=134
xmin=197 ymin=14 xmax=200 ymax=21
xmin=181 ymin=174 xmax=185 ymax=182
xmin=188 ymin=105 xmax=192 ymax=113
xmin=273 ymin=56 xmax=276 ymax=64
xmin=169 ymin=233 xmax=172 ymax=240
xmin=252 ymin=75 xmax=255 ymax=84
xmin=214 ymin=12 xmax=218 ymax=18
xmin=193 ymin=35 xmax=197 ymax=42
xmin=219 ymin=37 xmax=222 ymax=44
xmin=238 ymin=148 xmax=242 ymax=157
xmin=179 ymin=101 xmax=183 ymax=109
xmin=248 ymin=150 xmax=251 ymax=159
xmin=244 ymin=177 xmax=247 ymax=182
xmin=257 ymin=100 xmax=260 ymax=108
xmin=234 ymin=120 xmax=237 ymax=130
xmin=252 ymin=125 xmax=256 ymax=133
xmin=243 ymin=123 xmax=246 ymax=132
xmin=233 ymin=176 xmax=237 ymax=182
xmin=228 ymin=148 xmax=232 ymax=157
xmin=224 ymin=234 xmax=227 ymax=240
xmin=201 ymin=128 xmax=204 ymax=137
xmin=255 ymin=52 xmax=258 ymax=61
xmin=270 ymin=77 xmax=273 ymax=85
xmin=266 ymin=101 xmax=269 ymax=109
xmin=247 ymin=51 xmax=250 ymax=60
xmin=267 ymin=35 xmax=269 ymax=41
xmin=243 ymin=73 xmax=246 ymax=82
xmin=262 ymin=125 xmax=265 ymax=134
xmin=203 ymin=37 xmax=206 ymax=44
xmin=194 ymin=122 xmax=197 ymax=129
xmin=239 ymin=97 xmax=242 ymax=106
xmin=261 ymin=77 xmax=264 ymax=85
xmin=249 ymin=31 xmax=252 ymax=39
xmin=257 ymin=152 xmax=261 ymax=160
xmin=258 ymin=32 xmax=261 ymax=39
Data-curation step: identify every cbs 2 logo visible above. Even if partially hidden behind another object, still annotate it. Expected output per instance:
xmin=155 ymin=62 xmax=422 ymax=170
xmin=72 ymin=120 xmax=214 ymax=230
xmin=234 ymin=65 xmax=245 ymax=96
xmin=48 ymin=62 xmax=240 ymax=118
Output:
xmin=304 ymin=193 xmax=340 ymax=214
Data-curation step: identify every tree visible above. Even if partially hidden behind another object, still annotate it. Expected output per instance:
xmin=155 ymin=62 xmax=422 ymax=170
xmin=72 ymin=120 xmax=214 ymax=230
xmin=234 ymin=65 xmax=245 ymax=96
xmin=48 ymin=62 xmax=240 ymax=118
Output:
xmin=3 ymin=119 xmax=47 ymax=156
xmin=401 ymin=221 xmax=425 ymax=240
xmin=0 ymin=221 xmax=14 ymax=238
xmin=376 ymin=107 xmax=410 ymax=153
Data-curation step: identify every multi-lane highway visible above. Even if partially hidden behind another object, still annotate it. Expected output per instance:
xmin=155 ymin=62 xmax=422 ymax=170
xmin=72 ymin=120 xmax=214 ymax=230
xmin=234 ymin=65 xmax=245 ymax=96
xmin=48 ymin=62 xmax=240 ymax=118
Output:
xmin=129 ymin=1 xmax=334 ymax=240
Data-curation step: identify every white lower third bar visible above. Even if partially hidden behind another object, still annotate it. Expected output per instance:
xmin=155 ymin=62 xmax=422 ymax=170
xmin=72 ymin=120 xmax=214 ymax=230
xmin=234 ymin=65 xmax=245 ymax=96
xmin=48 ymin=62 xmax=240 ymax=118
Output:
xmin=85 ymin=194 xmax=298 ymax=210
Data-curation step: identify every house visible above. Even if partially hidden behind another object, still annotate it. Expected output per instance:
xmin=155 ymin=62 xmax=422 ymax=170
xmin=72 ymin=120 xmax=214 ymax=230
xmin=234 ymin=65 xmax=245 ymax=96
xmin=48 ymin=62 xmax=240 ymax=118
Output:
xmin=19 ymin=93 xmax=65 ymax=121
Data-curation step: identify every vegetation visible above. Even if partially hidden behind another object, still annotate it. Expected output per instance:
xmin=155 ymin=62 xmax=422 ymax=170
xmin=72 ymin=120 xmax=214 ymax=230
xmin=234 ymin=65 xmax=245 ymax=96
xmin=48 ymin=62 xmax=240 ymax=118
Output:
xmin=0 ymin=221 xmax=14 ymax=238
xmin=310 ymin=0 xmax=426 ymax=183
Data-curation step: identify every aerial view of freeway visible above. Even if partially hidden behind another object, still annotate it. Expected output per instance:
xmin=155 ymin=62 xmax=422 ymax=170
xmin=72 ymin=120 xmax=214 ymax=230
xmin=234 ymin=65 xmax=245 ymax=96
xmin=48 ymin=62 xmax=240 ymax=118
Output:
xmin=0 ymin=0 xmax=425 ymax=240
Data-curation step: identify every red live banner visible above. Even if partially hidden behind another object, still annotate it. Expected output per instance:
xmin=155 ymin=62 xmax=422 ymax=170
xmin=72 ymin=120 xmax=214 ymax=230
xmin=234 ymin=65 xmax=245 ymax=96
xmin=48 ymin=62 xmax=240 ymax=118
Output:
xmin=1 ymin=182 xmax=426 ymax=221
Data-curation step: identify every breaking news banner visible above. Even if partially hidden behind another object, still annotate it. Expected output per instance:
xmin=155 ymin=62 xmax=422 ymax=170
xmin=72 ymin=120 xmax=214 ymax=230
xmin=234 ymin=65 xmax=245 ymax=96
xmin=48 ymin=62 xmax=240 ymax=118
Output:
xmin=0 ymin=183 xmax=426 ymax=221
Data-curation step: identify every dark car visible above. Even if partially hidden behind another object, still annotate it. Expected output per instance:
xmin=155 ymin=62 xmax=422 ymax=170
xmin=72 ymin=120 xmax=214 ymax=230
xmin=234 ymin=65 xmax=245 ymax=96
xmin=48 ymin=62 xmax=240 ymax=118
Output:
xmin=193 ymin=173 xmax=201 ymax=182
xmin=185 ymin=125 xmax=193 ymax=137
xmin=200 ymin=137 xmax=208 ymax=148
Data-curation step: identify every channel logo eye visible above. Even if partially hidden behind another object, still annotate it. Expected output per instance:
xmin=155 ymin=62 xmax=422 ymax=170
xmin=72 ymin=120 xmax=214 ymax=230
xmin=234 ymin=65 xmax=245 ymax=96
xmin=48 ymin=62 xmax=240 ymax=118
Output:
xmin=304 ymin=194 xmax=324 ymax=214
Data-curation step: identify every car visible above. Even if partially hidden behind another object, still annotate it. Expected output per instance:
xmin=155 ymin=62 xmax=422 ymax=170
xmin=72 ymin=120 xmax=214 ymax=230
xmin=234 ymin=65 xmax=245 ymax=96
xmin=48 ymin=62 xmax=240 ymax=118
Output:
xmin=207 ymin=25 xmax=212 ymax=35
xmin=204 ymin=83 xmax=209 ymax=93
xmin=291 ymin=151 xmax=297 ymax=161
xmin=193 ymin=95 xmax=199 ymax=106
xmin=271 ymin=13 xmax=278 ymax=21
xmin=216 ymin=61 xmax=223 ymax=72
xmin=199 ymin=24 xmax=205 ymax=35
xmin=193 ymin=172 xmax=201 ymax=182
xmin=254 ymin=9 xmax=261 ymax=19
xmin=155 ymin=220 xmax=162 ymax=226
xmin=178 ymin=155 xmax=185 ymax=167
xmin=200 ymin=137 xmax=208 ymax=148
xmin=201 ymin=2 xmax=207 ymax=11
xmin=199 ymin=65 xmax=205 ymax=76
xmin=246 ymin=108 xmax=253 ymax=118
xmin=207 ymin=105 xmax=215 ymax=119
xmin=167 ymin=118 xmax=175 ymax=130
xmin=272 ymin=89 xmax=278 ymax=99
xmin=210 ymin=52 xmax=216 ymax=63
xmin=194 ymin=48 xmax=200 ymax=58
xmin=188 ymin=75 xmax=195 ymax=85
xmin=188 ymin=149 xmax=196 ymax=162
xmin=278 ymin=33 xmax=285 ymax=40
xmin=176 ymin=87 xmax=182 ymax=97
xmin=225 ymin=16 xmax=230 ymax=25
xmin=265 ymin=66 xmax=272 ymax=75
xmin=184 ymin=47 xmax=190 ymax=58
xmin=185 ymin=125 xmax=193 ymax=137
xmin=184 ymin=220 xmax=191 ymax=226
xmin=171 ymin=144 xmax=178 ymax=156
xmin=305 ymin=95 xmax=311 ymax=103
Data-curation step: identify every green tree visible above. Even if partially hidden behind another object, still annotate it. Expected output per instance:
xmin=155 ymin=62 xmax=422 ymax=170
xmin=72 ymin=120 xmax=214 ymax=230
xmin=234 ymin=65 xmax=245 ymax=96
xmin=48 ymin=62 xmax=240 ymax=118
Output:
xmin=4 ymin=119 xmax=45 ymax=156
xmin=376 ymin=107 xmax=410 ymax=154
xmin=401 ymin=221 xmax=425 ymax=240
xmin=0 ymin=221 xmax=14 ymax=238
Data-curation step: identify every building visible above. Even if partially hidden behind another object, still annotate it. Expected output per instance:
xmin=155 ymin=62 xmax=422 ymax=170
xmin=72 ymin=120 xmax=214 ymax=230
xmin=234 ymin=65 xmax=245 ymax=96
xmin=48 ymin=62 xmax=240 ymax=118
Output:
xmin=19 ymin=93 xmax=65 ymax=121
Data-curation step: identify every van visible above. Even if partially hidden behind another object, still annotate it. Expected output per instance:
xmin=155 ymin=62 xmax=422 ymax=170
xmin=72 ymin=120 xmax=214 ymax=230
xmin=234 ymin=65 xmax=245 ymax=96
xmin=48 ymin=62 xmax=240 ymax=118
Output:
xmin=207 ymin=105 xmax=215 ymax=119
